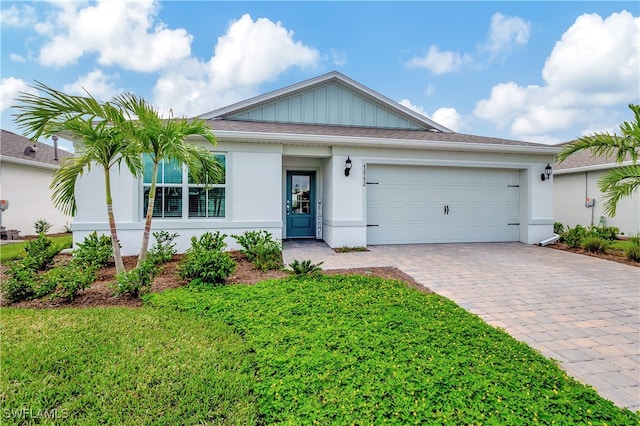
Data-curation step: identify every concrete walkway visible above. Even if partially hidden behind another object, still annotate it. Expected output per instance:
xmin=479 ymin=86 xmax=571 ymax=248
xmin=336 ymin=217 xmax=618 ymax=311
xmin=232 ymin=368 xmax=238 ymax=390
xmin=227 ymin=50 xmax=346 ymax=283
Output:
xmin=283 ymin=241 xmax=640 ymax=411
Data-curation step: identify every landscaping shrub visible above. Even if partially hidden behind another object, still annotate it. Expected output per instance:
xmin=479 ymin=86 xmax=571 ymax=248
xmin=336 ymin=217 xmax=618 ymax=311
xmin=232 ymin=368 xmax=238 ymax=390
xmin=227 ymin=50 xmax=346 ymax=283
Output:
xmin=553 ymin=221 xmax=565 ymax=234
xmin=177 ymin=232 xmax=236 ymax=286
xmin=581 ymin=236 xmax=611 ymax=253
xmin=233 ymin=230 xmax=283 ymax=271
xmin=23 ymin=233 xmax=61 ymax=271
xmin=625 ymin=233 xmax=640 ymax=262
xmin=588 ymin=225 xmax=620 ymax=241
xmin=73 ymin=231 xmax=114 ymax=268
xmin=289 ymin=259 xmax=323 ymax=275
xmin=148 ymin=231 xmax=178 ymax=264
xmin=1 ymin=261 xmax=36 ymax=303
xmin=562 ymin=225 xmax=587 ymax=248
xmin=45 ymin=262 xmax=98 ymax=300
xmin=33 ymin=218 xmax=52 ymax=234
xmin=114 ymin=258 xmax=160 ymax=297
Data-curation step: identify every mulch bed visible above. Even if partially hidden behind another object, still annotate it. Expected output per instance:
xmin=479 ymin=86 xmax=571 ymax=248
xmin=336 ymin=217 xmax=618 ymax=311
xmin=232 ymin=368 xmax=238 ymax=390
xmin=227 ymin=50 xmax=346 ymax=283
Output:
xmin=5 ymin=252 xmax=421 ymax=309
xmin=546 ymin=242 xmax=639 ymax=267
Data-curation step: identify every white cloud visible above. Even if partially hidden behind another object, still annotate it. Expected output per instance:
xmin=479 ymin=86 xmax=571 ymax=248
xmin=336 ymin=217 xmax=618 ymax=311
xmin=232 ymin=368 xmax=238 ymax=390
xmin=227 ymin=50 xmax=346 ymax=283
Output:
xmin=36 ymin=0 xmax=192 ymax=72
xmin=9 ymin=53 xmax=26 ymax=63
xmin=483 ymin=13 xmax=530 ymax=58
xmin=407 ymin=13 xmax=529 ymax=74
xmin=432 ymin=107 xmax=463 ymax=132
xmin=398 ymin=99 xmax=462 ymax=132
xmin=63 ymin=69 xmax=121 ymax=101
xmin=0 ymin=4 xmax=36 ymax=27
xmin=153 ymin=14 xmax=320 ymax=116
xmin=331 ymin=49 xmax=347 ymax=67
xmin=0 ymin=77 xmax=34 ymax=113
xmin=407 ymin=45 xmax=471 ymax=75
xmin=474 ymin=11 xmax=639 ymax=143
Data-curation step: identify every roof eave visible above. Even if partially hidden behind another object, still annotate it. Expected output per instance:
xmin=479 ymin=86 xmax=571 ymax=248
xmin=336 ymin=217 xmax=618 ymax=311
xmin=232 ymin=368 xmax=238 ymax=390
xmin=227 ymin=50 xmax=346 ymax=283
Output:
xmin=554 ymin=160 xmax=634 ymax=175
xmin=0 ymin=155 xmax=61 ymax=170
xmin=211 ymin=129 xmax=560 ymax=155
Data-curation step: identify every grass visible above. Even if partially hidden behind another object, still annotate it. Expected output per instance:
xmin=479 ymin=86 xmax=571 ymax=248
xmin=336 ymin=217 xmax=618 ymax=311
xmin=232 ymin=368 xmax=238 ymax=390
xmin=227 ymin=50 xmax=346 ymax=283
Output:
xmin=611 ymin=239 xmax=636 ymax=251
xmin=0 ymin=235 xmax=72 ymax=263
xmin=0 ymin=308 xmax=259 ymax=425
xmin=3 ymin=275 xmax=638 ymax=424
xmin=147 ymin=276 xmax=639 ymax=425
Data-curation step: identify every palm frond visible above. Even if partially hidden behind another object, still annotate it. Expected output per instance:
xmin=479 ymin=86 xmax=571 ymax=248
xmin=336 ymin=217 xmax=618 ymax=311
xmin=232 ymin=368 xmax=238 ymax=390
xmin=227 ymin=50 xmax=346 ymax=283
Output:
xmin=50 ymin=156 xmax=91 ymax=216
xmin=597 ymin=165 xmax=640 ymax=216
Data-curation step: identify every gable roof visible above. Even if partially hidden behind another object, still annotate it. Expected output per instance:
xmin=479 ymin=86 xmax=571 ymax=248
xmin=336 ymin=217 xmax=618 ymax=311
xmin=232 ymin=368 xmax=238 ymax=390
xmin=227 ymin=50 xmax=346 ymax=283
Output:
xmin=1 ymin=129 xmax=72 ymax=168
xmin=197 ymin=71 xmax=558 ymax=155
xmin=200 ymin=71 xmax=451 ymax=133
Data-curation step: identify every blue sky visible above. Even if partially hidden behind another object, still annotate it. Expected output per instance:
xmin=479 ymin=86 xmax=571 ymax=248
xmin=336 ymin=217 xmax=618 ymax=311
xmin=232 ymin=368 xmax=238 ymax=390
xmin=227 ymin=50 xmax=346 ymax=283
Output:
xmin=1 ymin=1 xmax=638 ymax=152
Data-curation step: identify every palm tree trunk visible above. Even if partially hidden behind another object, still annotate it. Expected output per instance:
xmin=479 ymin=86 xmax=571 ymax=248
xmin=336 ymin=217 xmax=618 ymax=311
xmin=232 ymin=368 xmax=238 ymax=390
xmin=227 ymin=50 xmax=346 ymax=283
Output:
xmin=137 ymin=161 xmax=159 ymax=266
xmin=105 ymin=169 xmax=125 ymax=274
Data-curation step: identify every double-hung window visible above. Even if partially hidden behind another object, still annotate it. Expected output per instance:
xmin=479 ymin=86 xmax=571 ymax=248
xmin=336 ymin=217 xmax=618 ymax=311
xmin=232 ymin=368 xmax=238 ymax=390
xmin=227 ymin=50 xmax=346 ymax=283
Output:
xmin=142 ymin=154 xmax=226 ymax=219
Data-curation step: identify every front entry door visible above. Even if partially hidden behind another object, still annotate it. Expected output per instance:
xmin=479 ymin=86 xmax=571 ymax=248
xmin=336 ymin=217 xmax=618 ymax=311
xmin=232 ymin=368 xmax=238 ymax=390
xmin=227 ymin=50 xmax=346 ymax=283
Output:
xmin=286 ymin=171 xmax=315 ymax=238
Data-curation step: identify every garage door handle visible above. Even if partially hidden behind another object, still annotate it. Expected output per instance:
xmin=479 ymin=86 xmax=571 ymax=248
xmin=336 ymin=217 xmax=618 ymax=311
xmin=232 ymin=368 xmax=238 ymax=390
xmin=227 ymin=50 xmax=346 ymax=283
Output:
xmin=444 ymin=205 xmax=449 ymax=215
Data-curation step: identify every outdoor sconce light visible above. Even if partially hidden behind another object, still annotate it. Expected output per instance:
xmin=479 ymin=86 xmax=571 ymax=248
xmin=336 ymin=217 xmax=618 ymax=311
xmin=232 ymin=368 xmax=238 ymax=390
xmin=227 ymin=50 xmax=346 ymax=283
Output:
xmin=540 ymin=163 xmax=553 ymax=182
xmin=344 ymin=156 xmax=353 ymax=176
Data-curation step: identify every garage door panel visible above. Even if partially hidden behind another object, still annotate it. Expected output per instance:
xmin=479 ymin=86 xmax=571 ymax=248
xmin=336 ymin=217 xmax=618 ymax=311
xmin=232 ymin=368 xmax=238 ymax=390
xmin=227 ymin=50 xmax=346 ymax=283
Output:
xmin=367 ymin=165 xmax=520 ymax=245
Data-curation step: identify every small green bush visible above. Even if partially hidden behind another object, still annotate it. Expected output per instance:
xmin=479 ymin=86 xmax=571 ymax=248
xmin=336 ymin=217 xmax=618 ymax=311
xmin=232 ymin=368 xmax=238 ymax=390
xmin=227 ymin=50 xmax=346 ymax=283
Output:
xmin=33 ymin=218 xmax=52 ymax=234
xmin=233 ymin=230 xmax=283 ymax=271
xmin=581 ymin=236 xmax=611 ymax=253
xmin=624 ymin=233 xmax=640 ymax=262
xmin=113 ymin=258 xmax=160 ymax=297
xmin=73 ymin=231 xmax=114 ymax=268
xmin=24 ymin=234 xmax=61 ymax=271
xmin=177 ymin=232 xmax=236 ymax=286
xmin=289 ymin=259 xmax=323 ymax=276
xmin=588 ymin=225 xmax=620 ymax=241
xmin=562 ymin=225 xmax=587 ymax=248
xmin=148 ymin=231 xmax=178 ymax=264
xmin=553 ymin=222 xmax=564 ymax=234
xmin=1 ymin=261 xmax=36 ymax=302
xmin=46 ymin=263 xmax=97 ymax=300
xmin=625 ymin=245 xmax=640 ymax=262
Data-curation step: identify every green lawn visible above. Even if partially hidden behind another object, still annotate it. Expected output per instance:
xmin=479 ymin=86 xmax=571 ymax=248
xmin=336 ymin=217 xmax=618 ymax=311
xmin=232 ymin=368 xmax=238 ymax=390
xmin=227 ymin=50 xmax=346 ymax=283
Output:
xmin=0 ymin=235 xmax=72 ymax=262
xmin=2 ymin=275 xmax=638 ymax=425
xmin=611 ymin=239 xmax=635 ymax=251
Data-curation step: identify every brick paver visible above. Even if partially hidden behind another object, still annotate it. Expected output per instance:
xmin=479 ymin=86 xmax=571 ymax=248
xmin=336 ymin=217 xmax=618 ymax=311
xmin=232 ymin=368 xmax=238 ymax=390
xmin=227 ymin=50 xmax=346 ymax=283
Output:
xmin=283 ymin=241 xmax=640 ymax=411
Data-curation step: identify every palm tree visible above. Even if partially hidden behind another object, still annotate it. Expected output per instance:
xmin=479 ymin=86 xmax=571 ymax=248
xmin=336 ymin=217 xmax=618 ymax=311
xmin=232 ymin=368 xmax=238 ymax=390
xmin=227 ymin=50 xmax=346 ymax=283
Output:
xmin=14 ymin=82 xmax=141 ymax=274
xmin=113 ymin=94 xmax=223 ymax=266
xmin=558 ymin=104 xmax=640 ymax=217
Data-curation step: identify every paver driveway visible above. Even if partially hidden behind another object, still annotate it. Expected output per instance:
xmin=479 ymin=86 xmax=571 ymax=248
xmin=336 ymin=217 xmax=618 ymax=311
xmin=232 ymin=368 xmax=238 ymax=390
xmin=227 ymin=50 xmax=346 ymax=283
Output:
xmin=283 ymin=241 xmax=640 ymax=411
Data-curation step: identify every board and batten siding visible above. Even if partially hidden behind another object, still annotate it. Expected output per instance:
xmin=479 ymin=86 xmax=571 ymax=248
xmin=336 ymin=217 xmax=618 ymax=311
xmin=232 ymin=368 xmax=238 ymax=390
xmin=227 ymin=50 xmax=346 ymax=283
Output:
xmin=229 ymin=82 xmax=422 ymax=129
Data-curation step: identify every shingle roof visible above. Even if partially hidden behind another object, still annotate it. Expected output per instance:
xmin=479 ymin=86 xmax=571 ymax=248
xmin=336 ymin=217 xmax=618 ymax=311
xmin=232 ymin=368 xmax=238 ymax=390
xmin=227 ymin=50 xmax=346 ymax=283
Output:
xmin=554 ymin=143 xmax=633 ymax=171
xmin=1 ymin=129 xmax=72 ymax=166
xmin=208 ymin=119 xmax=548 ymax=148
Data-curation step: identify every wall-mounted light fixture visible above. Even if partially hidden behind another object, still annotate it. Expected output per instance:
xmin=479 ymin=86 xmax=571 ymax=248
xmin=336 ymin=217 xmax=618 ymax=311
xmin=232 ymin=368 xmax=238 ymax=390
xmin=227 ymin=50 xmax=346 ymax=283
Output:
xmin=344 ymin=156 xmax=352 ymax=176
xmin=540 ymin=163 xmax=552 ymax=182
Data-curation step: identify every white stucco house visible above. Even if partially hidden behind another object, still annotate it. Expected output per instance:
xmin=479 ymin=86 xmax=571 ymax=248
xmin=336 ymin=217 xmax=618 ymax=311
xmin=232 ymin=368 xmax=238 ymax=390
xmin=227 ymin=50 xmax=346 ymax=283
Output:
xmin=0 ymin=129 xmax=73 ymax=236
xmin=554 ymin=148 xmax=639 ymax=236
xmin=72 ymin=72 xmax=559 ymax=255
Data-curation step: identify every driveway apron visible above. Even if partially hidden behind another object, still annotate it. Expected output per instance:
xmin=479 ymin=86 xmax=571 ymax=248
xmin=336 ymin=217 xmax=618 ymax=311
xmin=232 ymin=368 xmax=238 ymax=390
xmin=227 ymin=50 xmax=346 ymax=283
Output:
xmin=283 ymin=241 xmax=640 ymax=411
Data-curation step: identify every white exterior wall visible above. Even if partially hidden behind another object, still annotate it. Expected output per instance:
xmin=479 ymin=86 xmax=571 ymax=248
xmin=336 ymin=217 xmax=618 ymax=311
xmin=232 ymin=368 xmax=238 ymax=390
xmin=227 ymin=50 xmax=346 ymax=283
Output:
xmin=73 ymin=143 xmax=284 ymax=255
xmin=554 ymin=170 xmax=640 ymax=236
xmin=320 ymin=147 xmax=555 ymax=247
xmin=0 ymin=161 xmax=72 ymax=235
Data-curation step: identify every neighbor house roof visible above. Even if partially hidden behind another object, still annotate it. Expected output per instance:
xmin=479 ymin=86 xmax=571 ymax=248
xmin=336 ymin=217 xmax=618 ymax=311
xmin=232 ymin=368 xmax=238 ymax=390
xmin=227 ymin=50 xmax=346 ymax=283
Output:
xmin=1 ymin=129 xmax=72 ymax=169
xmin=554 ymin=142 xmax=634 ymax=174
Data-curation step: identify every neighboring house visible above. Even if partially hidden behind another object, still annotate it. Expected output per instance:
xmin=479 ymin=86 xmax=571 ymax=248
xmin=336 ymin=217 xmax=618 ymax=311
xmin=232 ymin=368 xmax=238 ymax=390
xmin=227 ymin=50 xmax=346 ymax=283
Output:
xmin=0 ymin=129 xmax=73 ymax=235
xmin=72 ymin=72 xmax=559 ymax=255
xmin=554 ymin=148 xmax=639 ymax=236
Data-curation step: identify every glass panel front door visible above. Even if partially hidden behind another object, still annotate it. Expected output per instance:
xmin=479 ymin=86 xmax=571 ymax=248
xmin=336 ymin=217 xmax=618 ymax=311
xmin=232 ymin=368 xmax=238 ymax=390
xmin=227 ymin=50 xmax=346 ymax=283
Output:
xmin=286 ymin=171 xmax=315 ymax=238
